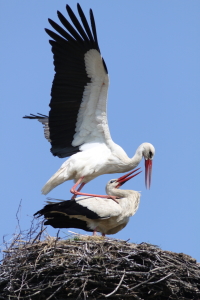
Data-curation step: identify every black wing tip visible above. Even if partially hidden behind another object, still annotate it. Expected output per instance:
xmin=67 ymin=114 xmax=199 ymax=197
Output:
xmin=47 ymin=18 xmax=53 ymax=24
xmin=57 ymin=10 xmax=63 ymax=18
xmin=89 ymin=7 xmax=100 ymax=51
xmin=23 ymin=114 xmax=34 ymax=119
xmin=45 ymin=28 xmax=51 ymax=34
xmin=77 ymin=3 xmax=82 ymax=12
xmin=34 ymin=210 xmax=41 ymax=217
xmin=89 ymin=8 xmax=94 ymax=17
xmin=48 ymin=18 xmax=54 ymax=26
xmin=23 ymin=113 xmax=48 ymax=119
xmin=66 ymin=4 xmax=71 ymax=13
xmin=46 ymin=3 xmax=100 ymax=50
xmin=33 ymin=201 xmax=63 ymax=218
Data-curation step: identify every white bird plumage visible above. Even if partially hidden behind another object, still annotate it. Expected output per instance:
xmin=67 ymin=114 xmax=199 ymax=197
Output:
xmin=41 ymin=142 xmax=154 ymax=196
xmin=24 ymin=4 xmax=155 ymax=198
xmin=34 ymin=170 xmax=141 ymax=236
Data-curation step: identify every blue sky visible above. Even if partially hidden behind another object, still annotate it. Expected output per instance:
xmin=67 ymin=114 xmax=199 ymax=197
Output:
xmin=1 ymin=1 xmax=200 ymax=261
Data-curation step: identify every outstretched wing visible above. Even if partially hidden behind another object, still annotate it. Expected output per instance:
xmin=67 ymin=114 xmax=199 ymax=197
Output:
xmin=44 ymin=4 xmax=111 ymax=158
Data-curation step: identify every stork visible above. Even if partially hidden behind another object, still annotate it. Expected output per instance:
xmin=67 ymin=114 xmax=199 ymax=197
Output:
xmin=24 ymin=4 xmax=155 ymax=199
xmin=34 ymin=169 xmax=142 ymax=236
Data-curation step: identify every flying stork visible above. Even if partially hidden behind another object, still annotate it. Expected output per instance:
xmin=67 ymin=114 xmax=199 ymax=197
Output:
xmin=34 ymin=169 xmax=142 ymax=236
xmin=24 ymin=4 xmax=155 ymax=198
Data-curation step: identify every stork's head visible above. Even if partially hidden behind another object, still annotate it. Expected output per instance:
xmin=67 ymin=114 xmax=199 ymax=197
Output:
xmin=142 ymin=143 xmax=155 ymax=190
xmin=106 ymin=168 xmax=142 ymax=194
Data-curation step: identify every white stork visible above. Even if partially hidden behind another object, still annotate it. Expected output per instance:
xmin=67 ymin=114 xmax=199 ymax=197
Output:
xmin=34 ymin=169 xmax=142 ymax=236
xmin=24 ymin=4 xmax=155 ymax=199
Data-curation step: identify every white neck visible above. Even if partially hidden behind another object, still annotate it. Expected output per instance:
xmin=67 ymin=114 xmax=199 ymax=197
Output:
xmin=105 ymin=141 xmax=150 ymax=173
xmin=107 ymin=188 xmax=131 ymax=198
xmin=129 ymin=143 xmax=144 ymax=168
xmin=119 ymin=143 xmax=145 ymax=172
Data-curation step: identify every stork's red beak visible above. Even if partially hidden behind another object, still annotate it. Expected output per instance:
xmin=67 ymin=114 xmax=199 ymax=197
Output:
xmin=145 ymin=159 xmax=152 ymax=189
xmin=116 ymin=168 xmax=142 ymax=188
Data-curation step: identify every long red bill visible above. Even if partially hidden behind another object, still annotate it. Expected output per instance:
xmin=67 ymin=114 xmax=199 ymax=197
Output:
xmin=116 ymin=168 xmax=142 ymax=188
xmin=145 ymin=159 xmax=152 ymax=189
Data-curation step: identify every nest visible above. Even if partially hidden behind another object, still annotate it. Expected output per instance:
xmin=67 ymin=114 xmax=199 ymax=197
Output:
xmin=0 ymin=225 xmax=200 ymax=300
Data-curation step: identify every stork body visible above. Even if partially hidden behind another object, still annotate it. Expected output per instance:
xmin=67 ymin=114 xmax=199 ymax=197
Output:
xmin=24 ymin=4 xmax=155 ymax=197
xmin=34 ymin=170 xmax=141 ymax=236
xmin=41 ymin=142 xmax=153 ymax=196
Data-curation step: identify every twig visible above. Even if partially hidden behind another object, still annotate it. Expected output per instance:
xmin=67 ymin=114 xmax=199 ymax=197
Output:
xmin=31 ymin=226 xmax=46 ymax=244
xmin=16 ymin=200 xmax=22 ymax=233
xmin=129 ymin=275 xmax=156 ymax=291
xmin=147 ymin=272 xmax=173 ymax=284
xmin=46 ymin=282 xmax=67 ymax=300
xmin=149 ymin=266 xmax=172 ymax=273
xmin=105 ymin=270 xmax=126 ymax=297
xmin=77 ymin=279 xmax=88 ymax=299
xmin=15 ymin=290 xmax=41 ymax=299
xmin=54 ymin=229 xmax=60 ymax=249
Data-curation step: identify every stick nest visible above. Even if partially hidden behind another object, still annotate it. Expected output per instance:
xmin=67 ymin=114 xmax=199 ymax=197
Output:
xmin=0 ymin=227 xmax=200 ymax=300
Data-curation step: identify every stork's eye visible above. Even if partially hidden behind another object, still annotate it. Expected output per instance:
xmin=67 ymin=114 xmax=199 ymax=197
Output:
xmin=149 ymin=151 xmax=153 ymax=159
xmin=110 ymin=180 xmax=116 ymax=184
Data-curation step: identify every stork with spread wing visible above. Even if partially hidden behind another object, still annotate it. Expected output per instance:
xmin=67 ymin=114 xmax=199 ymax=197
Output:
xmin=24 ymin=4 xmax=155 ymax=198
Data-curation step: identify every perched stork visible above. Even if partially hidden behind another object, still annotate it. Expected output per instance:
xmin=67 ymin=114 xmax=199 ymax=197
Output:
xmin=24 ymin=4 xmax=155 ymax=198
xmin=34 ymin=169 xmax=142 ymax=236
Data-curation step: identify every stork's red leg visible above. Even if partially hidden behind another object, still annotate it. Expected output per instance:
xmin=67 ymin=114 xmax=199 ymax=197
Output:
xmin=71 ymin=179 xmax=85 ymax=199
xmin=70 ymin=177 xmax=119 ymax=203
xmin=77 ymin=182 xmax=86 ymax=192
xmin=93 ymin=231 xmax=105 ymax=237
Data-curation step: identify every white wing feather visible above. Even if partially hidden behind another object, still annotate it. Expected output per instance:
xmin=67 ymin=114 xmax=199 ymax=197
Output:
xmin=72 ymin=49 xmax=111 ymax=148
